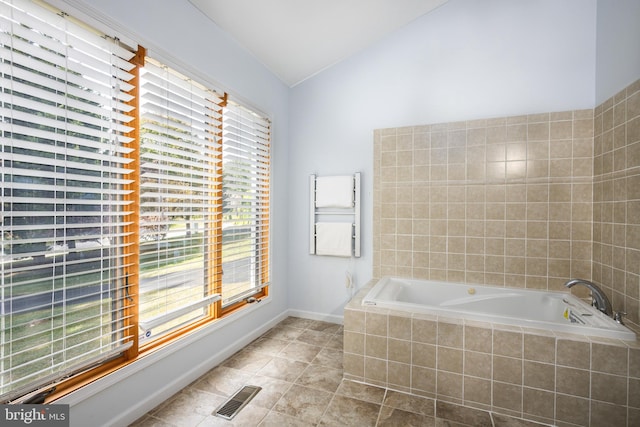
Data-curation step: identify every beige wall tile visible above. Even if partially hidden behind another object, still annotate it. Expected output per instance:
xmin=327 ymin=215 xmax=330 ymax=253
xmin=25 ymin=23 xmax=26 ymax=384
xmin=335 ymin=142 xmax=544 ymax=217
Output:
xmin=412 ymin=342 xmax=436 ymax=368
xmin=388 ymin=315 xmax=411 ymax=341
xmin=493 ymin=330 xmax=522 ymax=358
xmin=556 ymin=366 xmax=589 ymax=398
xmin=591 ymin=343 xmax=628 ymax=375
xmin=344 ymin=331 xmax=364 ymax=355
xmin=629 ymin=378 xmax=640 ymax=409
xmin=437 ymin=371 xmax=463 ymax=400
xmin=590 ymin=400 xmax=628 ymax=427
xmin=365 ymin=335 xmax=387 ymax=359
xmin=388 ymin=361 xmax=411 ymax=389
xmin=492 ymin=382 xmax=522 ymax=412
xmin=464 ymin=325 xmax=493 ymax=353
xmin=464 ymin=350 xmax=492 ymax=379
xmin=343 ymin=353 xmax=364 ymax=378
xmin=523 ymin=361 xmax=554 ymax=391
xmin=550 ymin=121 xmax=573 ymax=140
xmin=364 ymin=356 xmax=387 ymax=384
xmin=557 ymin=339 xmax=590 ymax=369
xmin=556 ymin=394 xmax=589 ymax=426
xmin=630 ymin=348 xmax=640 ymax=378
xmin=574 ymin=118 xmax=594 ymax=139
xmin=464 ymin=376 xmax=491 ymax=406
xmin=528 ymin=122 xmax=550 ymax=141
xmin=344 ymin=309 xmax=365 ymax=333
xmin=438 ymin=322 xmax=463 ymax=348
xmin=411 ymin=366 xmax=436 ymax=395
xmin=631 ymin=408 xmax=640 ymax=427
xmin=493 ymin=356 xmax=522 ymax=385
xmin=438 ymin=347 xmax=463 ymax=374
xmin=412 ymin=318 xmax=437 ymax=344
xmin=505 ymin=257 xmax=525 ymax=275
xmin=387 ymin=338 xmax=411 ymax=364
xmin=523 ymin=387 xmax=554 ymax=420
xmin=591 ymin=372 xmax=627 ymax=405
xmin=366 ymin=312 xmax=387 ymax=336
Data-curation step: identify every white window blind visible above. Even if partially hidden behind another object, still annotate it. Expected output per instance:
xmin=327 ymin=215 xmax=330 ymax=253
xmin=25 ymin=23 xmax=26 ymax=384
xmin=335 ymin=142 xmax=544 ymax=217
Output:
xmin=221 ymin=102 xmax=270 ymax=306
xmin=0 ymin=0 xmax=136 ymax=401
xmin=138 ymin=57 xmax=223 ymax=341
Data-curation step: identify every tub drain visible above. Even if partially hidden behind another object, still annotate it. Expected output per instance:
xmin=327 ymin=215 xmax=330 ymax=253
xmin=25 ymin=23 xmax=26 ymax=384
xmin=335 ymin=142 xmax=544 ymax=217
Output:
xmin=214 ymin=385 xmax=261 ymax=420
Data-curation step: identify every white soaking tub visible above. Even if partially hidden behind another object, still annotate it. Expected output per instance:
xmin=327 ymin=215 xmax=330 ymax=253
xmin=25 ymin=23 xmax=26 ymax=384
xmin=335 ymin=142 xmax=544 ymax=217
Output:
xmin=362 ymin=277 xmax=636 ymax=341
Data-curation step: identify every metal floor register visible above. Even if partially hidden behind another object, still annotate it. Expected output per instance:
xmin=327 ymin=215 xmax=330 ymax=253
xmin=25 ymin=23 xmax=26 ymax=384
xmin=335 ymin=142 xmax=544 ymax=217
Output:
xmin=214 ymin=385 xmax=262 ymax=420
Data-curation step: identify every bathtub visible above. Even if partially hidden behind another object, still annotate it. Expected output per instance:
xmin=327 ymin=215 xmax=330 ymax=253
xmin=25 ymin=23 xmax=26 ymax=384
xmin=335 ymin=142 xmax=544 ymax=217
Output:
xmin=362 ymin=277 xmax=636 ymax=341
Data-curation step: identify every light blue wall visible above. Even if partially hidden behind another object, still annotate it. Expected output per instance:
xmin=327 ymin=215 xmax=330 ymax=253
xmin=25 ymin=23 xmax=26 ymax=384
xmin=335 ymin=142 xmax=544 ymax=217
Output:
xmin=288 ymin=0 xmax=598 ymax=317
xmin=53 ymin=1 xmax=290 ymax=426
xmin=595 ymin=0 xmax=640 ymax=103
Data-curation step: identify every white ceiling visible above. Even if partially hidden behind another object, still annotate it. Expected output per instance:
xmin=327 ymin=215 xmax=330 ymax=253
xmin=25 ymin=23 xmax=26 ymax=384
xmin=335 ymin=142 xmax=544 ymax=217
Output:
xmin=188 ymin=0 xmax=449 ymax=87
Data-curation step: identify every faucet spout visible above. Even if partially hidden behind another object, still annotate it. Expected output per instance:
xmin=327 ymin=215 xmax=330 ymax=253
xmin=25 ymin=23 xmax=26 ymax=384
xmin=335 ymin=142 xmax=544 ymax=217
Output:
xmin=564 ymin=278 xmax=613 ymax=316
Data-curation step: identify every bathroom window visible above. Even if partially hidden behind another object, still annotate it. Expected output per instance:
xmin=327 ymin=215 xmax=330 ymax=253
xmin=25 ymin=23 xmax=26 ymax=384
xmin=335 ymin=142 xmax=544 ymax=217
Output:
xmin=136 ymin=57 xmax=225 ymax=344
xmin=219 ymin=101 xmax=271 ymax=308
xmin=0 ymin=0 xmax=270 ymax=402
xmin=0 ymin=0 xmax=138 ymax=401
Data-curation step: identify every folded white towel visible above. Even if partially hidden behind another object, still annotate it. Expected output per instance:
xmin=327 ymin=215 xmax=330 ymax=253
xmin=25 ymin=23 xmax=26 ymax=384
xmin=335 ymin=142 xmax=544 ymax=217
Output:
xmin=315 ymin=222 xmax=352 ymax=257
xmin=315 ymin=175 xmax=354 ymax=208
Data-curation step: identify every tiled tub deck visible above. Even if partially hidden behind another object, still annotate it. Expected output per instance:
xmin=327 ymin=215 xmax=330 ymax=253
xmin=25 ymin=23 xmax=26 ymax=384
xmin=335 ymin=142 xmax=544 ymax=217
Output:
xmin=344 ymin=281 xmax=640 ymax=427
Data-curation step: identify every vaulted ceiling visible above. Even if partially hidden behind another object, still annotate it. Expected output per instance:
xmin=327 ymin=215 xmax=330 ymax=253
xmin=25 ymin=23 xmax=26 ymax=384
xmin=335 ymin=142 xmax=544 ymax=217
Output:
xmin=188 ymin=0 xmax=449 ymax=87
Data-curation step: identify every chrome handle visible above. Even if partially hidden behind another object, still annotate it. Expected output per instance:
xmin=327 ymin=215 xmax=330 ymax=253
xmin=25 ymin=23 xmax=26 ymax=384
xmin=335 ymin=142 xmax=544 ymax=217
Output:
xmin=613 ymin=311 xmax=627 ymax=324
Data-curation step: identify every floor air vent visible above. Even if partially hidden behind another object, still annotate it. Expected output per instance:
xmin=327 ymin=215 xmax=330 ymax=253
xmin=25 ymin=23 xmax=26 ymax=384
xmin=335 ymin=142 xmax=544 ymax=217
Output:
xmin=214 ymin=385 xmax=262 ymax=420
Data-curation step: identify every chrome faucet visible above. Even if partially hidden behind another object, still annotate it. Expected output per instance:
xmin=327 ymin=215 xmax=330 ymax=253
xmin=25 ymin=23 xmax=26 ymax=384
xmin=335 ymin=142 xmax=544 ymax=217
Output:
xmin=564 ymin=278 xmax=613 ymax=316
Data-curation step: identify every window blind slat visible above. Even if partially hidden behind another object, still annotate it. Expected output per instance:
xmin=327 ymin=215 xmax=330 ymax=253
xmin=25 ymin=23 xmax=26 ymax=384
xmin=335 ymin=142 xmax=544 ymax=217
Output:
xmin=2 ymin=107 xmax=134 ymax=141
xmin=141 ymin=113 xmax=222 ymax=144
xmin=0 ymin=138 xmax=135 ymax=168
xmin=0 ymin=121 xmax=135 ymax=147
xmin=140 ymin=133 xmax=220 ymax=156
xmin=142 ymin=60 xmax=223 ymax=105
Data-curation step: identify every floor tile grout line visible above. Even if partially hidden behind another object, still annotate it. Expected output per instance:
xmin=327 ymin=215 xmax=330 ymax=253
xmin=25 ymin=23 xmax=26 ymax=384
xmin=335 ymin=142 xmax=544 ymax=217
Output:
xmin=374 ymin=388 xmax=390 ymax=427
xmin=318 ymin=387 xmax=339 ymax=426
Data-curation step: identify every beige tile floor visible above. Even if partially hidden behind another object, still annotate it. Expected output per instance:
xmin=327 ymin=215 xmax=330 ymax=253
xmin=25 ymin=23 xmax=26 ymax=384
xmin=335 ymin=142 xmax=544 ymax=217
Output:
xmin=130 ymin=317 xmax=547 ymax=427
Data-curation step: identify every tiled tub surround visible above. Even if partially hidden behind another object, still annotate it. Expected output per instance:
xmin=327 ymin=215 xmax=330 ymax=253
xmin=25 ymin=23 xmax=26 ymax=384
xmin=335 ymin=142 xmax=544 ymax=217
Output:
xmin=344 ymin=282 xmax=640 ymax=427
xmin=363 ymin=79 xmax=640 ymax=426
xmin=592 ymin=79 xmax=640 ymax=327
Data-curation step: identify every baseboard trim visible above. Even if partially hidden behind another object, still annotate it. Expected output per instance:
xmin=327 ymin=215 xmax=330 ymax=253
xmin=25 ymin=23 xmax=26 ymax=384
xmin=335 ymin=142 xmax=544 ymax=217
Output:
xmin=287 ymin=309 xmax=343 ymax=325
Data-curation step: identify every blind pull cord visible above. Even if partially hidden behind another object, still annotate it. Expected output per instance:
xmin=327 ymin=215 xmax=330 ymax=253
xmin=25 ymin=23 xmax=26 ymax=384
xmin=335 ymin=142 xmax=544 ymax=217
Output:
xmin=125 ymin=274 xmax=134 ymax=302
